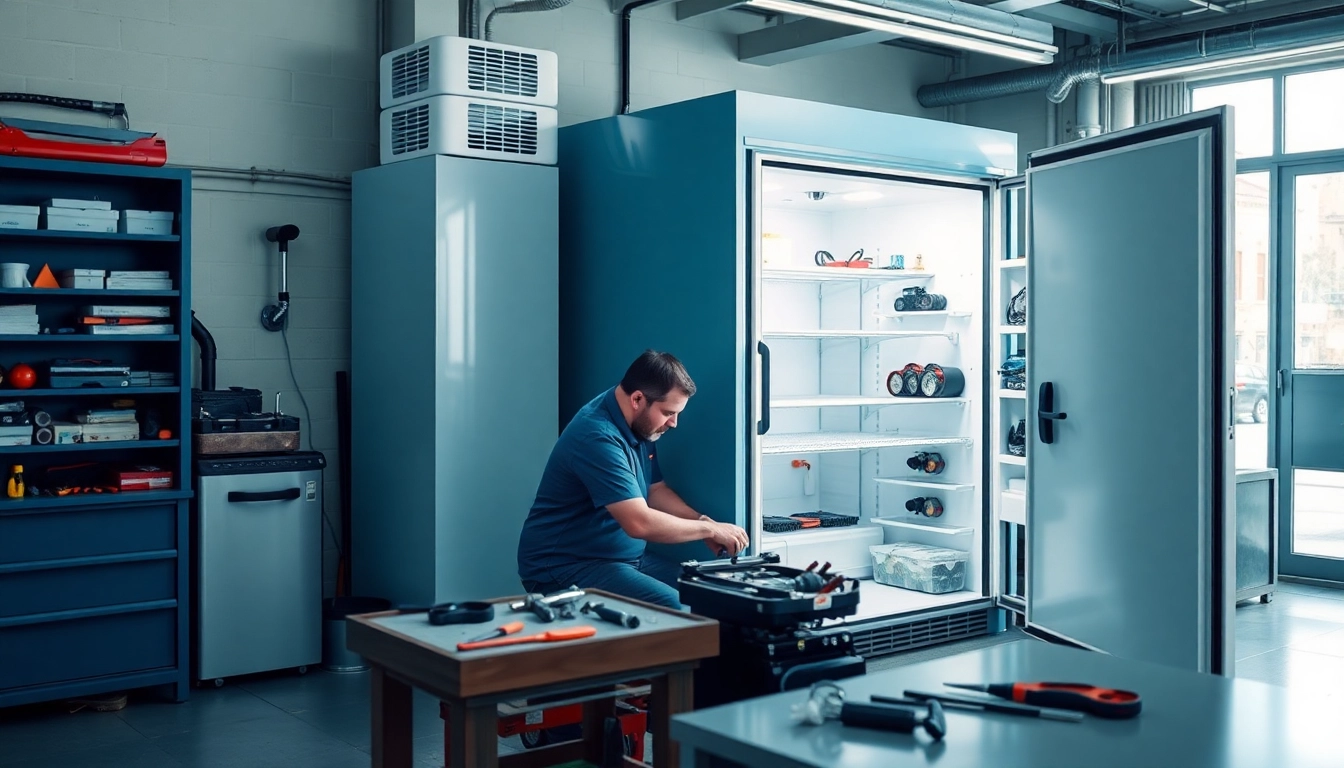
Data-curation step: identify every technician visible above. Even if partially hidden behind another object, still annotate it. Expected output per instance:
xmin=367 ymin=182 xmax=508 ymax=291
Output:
xmin=517 ymin=350 xmax=749 ymax=610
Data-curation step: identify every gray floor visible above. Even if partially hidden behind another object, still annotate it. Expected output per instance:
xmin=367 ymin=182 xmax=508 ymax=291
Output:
xmin=2 ymin=580 xmax=1341 ymax=767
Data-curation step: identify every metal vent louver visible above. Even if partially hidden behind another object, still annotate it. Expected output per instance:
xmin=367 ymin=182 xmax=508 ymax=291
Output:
xmin=389 ymin=103 xmax=431 ymax=156
xmin=390 ymin=45 xmax=431 ymax=100
xmin=851 ymin=609 xmax=990 ymax=658
xmin=467 ymin=45 xmax=539 ymax=98
xmin=467 ymin=103 xmax=538 ymax=156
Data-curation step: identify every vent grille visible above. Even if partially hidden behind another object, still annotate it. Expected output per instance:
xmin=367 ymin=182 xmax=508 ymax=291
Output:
xmin=468 ymin=45 xmax=539 ymax=98
xmin=851 ymin=609 xmax=989 ymax=658
xmin=389 ymin=103 xmax=431 ymax=156
xmin=390 ymin=45 xmax=431 ymax=99
xmin=467 ymin=103 xmax=538 ymax=156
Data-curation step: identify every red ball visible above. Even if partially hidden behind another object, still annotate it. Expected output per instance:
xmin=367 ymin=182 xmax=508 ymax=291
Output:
xmin=8 ymin=363 xmax=36 ymax=389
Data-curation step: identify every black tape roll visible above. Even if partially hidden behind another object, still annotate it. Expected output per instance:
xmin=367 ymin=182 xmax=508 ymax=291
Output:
xmin=428 ymin=601 xmax=495 ymax=625
xmin=31 ymin=410 xmax=52 ymax=428
xmin=33 ymin=426 xmax=54 ymax=445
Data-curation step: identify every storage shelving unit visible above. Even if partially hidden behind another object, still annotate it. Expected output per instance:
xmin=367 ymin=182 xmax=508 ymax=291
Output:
xmin=0 ymin=156 xmax=192 ymax=707
xmin=992 ymin=178 xmax=1028 ymax=614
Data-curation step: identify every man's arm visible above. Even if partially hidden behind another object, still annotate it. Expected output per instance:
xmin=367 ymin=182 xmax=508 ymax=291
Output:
xmin=647 ymin=481 xmax=701 ymax=521
xmin=607 ymin=498 xmax=749 ymax=553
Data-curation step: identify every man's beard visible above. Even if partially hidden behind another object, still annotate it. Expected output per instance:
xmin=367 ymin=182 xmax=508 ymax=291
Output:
xmin=634 ymin=413 xmax=665 ymax=442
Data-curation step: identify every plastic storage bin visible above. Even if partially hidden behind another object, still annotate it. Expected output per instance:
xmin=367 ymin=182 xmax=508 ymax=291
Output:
xmin=44 ymin=207 xmax=119 ymax=233
xmin=0 ymin=204 xmax=40 ymax=230
xmin=121 ymin=210 xmax=174 ymax=235
xmin=870 ymin=542 xmax=968 ymax=594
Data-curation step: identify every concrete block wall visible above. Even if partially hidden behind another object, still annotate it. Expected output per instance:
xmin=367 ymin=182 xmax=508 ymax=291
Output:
xmin=3 ymin=0 xmax=955 ymax=598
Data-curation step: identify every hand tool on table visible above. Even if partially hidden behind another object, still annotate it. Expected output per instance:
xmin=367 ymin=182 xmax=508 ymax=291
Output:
xmin=420 ymin=601 xmax=494 ymax=625
xmin=463 ymin=621 xmax=525 ymax=644
xmin=581 ymin=601 xmax=640 ymax=629
xmin=944 ymin=681 xmax=1142 ymax=719
xmin=509 ymin=587 xmax=586 ymax=623
xmin=884 ymin=691 xmax=1083 ymax=722
xmin=792 ymin=682 xmax=946 ymax=740
xmin=456 ymin=625 xmax=597 ymax=651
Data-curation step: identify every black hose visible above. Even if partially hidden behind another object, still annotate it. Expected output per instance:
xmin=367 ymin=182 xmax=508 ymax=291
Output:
xmin=621 ymin=0 xmax=659 ymax=115
xmin=0 ymin=92 xmax=126 ymax=118
xmin=190 ymin=311 xmax=217 ymax=391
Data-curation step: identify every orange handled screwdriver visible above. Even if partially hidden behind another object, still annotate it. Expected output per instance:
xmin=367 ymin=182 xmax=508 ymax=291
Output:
xmin=463 ymin=621 xmax=525 ymax=645
xmin=944 ymin=682 xmax=1141 ymax=719
xmin=457 ymin=625 xmax=596 ymax=652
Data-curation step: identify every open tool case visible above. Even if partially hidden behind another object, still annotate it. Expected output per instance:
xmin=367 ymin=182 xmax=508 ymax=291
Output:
xmin=678 ymin=552 xmax=860 ymax=629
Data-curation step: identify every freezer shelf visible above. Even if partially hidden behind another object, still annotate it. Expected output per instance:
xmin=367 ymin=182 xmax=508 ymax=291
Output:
xmin=763 ymin=330 xmax=957 ymax=342
xmin=874 ymin=478 xmax=975 ymax=492
xmin=761 ymin=432 xmax=973 ymax=455
xmin=773 ymin=395 xmax=969 ymax=408
xmin=998 ymin=389 xmax=1027 ymax=399
xmin=872 ymin=518 xmax=974 ymax=536
xmin=762 ymin=268 xmax=935 ymax=283
xmin=828 ymin=584 xmax=985 ymax=624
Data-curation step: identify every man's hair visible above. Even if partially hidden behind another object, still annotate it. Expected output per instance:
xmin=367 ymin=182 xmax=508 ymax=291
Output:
xmin=620 ymin=350 xmax=696 ymax=402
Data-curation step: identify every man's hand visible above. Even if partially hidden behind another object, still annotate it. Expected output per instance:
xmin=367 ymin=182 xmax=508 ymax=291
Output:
xmin=704 ymin=519 xmax=749 ymax=556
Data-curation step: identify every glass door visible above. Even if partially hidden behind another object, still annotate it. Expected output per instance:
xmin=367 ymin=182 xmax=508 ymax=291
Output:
xmin=1278 ymin=162 xmax=1344 ymax=580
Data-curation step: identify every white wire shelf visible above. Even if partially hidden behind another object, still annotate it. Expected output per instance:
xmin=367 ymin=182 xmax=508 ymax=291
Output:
xmin=999 ymin=454 xmax=1027 ymax=466
xmin=762 ymin=432 xmax=974 ymax=455
xmin=763 ymin=329 xmax=957 ymax=342
xmin=998 ymin=389 xmax=1026 ymax=399
xmin=773 ymin=395 xmax=969 ymax=409
xmin=876 ymin=310 xmax=972 ymax=322
xmin=999 ymin=325 xmax=1027 ymax=335
xmin=874 ymin=478 xmax=976 ymax=492
xmin=762 ymin=268 xmax=934 ymax=283
xmin=999 ymin=258 xmax=1028 ymax=269
xmin=872 ymin=518 xmax=975 ymax=536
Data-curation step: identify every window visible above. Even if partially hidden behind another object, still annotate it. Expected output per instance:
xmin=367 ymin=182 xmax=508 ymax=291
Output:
xmin=1191 ymin=78 xmax=1273 ymax=158
xmin=1285 ymin=67 xmax=1344 ymax=154
xmin=1235 ymin=250 xmax=1244 ymax=300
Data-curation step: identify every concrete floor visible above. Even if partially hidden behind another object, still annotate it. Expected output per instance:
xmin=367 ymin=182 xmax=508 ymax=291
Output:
xmin=1 ymin=580 xmax=1341 ymax=767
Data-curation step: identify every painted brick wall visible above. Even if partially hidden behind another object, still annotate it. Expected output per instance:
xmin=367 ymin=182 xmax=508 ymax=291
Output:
xmin=3 ymin=0 xmax=953 ymax=598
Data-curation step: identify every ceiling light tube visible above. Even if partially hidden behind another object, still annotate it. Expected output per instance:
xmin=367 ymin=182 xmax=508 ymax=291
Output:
xmin=746 ymin=0 xmax=1055 ymax=64
xmin=807 ymin=0 xmax=1058 ymax=54
xmin=1100 ymin=40 xmax=1344 ymax=84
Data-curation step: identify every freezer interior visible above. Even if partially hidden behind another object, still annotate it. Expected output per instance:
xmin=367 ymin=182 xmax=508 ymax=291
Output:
xmin=754 ymin=163 xmax=987 ymax=622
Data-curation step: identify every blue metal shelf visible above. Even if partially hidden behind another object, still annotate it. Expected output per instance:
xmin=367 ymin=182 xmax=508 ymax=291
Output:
xmin=0 ymin=334 xmax=179 ymax=342
xmin=0 ymin=489 xmax=192 ymax=512
xmin=0 ymin=288 xmax=178 ymax=298
xmin=0 ymin=229 xmax=179 ymax=243
xmin=8 ymin=387 xmax=179 ymax=396
xmin=0 ymin=439 xmax=180 ymax=455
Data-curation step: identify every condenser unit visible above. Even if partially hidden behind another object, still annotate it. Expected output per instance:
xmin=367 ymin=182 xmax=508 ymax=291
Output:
xmin=380 ymin=36 xmax=558 ymax=110
xmin=379 ymin=95 xmax=557 ymax=166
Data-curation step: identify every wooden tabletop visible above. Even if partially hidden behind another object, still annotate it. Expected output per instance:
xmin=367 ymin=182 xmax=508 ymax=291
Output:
xmin=346 ymin=589 xmax=719 ymax=700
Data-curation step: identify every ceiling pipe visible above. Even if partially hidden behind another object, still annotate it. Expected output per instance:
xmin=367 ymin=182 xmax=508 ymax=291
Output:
xmin=917 ymin=7 xmax=1344 ymax=107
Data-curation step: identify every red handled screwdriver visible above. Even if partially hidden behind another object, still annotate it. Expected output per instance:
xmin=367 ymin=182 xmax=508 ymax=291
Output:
xmin=944 ymin=682 xmax=1141 ymax=719
xmin=462 ymin=621 xmax=524 ymax=645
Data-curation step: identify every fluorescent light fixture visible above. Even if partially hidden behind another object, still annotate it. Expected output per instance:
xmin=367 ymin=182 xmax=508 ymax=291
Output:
xmin=1100 ymin=41 xmax=1344 ymax=84
xmin=764 ymin=182 xmax=784 ymax=192
xmin=744 ymin=0 xmax=1056 ymax=64
xmin=842 ymin=191 xmax=884 ymax=201
xmin=810 ymin=0 xmax=1057 ymax=54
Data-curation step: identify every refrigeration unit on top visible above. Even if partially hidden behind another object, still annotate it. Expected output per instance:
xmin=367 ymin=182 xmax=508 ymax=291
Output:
xmin=557 ymin=91 xmax=1236 ymax=676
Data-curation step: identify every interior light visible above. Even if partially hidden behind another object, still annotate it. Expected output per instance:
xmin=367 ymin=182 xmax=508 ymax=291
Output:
xmin=743 ymin=0 xmax=1055 ymax=65
xmin=763 ymin=183 xmax=783 ymax=192
xmin=841 ymin=191 xmax=884 ymax=202
xmin=1099 ymin=41 xmax=1344 ymax=84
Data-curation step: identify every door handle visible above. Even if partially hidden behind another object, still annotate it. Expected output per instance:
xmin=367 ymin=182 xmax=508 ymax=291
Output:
xmin=1037 ymin=382 xmax=1067 ymax=445
xmin=757 ymin=341 xmax=771 ymax=436
xmin=228 ymin=488 xmax=301 ymax=503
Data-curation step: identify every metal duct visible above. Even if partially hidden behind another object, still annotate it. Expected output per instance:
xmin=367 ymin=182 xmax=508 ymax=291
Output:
xmin=484 ymin=0 xmax=574 ymax=41
xmin=918 ymin=8 xmax=1344 ymax=107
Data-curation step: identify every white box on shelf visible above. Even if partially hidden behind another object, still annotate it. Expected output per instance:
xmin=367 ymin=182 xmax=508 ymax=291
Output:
xmin=120 ymin=210 xmax=174 ymax=235
xmin=0 ymin=204 xmax=40 ymax=230
xmin=58 ymin=268 xmax=106 ymax=290
xmin=44 ymin=207 xmax=119 ymax=233
xmin=870 ymin=541 xmax=969 ymax=594
xmin=53 ymin=422 xmax=83 ymax=444
xmin=44 ymin=198 xmax=112 ymax=210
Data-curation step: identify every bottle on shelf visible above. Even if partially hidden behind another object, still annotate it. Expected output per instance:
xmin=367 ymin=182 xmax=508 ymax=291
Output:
xmin=6 ymin=464 xmax=23 ymax=498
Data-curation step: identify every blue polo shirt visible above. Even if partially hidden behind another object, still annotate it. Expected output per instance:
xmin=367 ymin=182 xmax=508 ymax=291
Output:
xmin=517 ymin=387 xmax=663 ymax=584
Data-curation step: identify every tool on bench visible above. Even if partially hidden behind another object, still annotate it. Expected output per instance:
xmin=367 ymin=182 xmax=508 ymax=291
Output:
xmin=581 ymin=601 xmax=640 ymax=629
xmin=510 ymin=587 xmax=586 ymax=623
xmin=456 ymin=625 xmax=597 ymax=652
xmin=884 ymin=691 xmax=1083 ymax=722
xmin=426 ymin=601 xmax=495 ymax=625
xmin=944 ymin=681 xmax=1142 ymax=719
xmin=792 ymin=681 xmax=946 ymax=741
xmin=464 ymin=621 xmax=525 ymax=644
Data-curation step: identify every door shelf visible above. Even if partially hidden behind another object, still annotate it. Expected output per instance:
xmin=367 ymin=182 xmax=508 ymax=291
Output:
xmin=872 ymin=518 xmax=974 ymax=536
xmin=999 ymin=258 xmax=1028 ymax=269
xmin=0 ymin=439 xmax=180 ymax=455
xmin=874 ymin=478 xmax=975 ymax=492
xmin=1000 ymin=490 xmax=1026 ymax=526
xmin=998 ymin=389 xmax=1026 ymax=399
xmin=876 ymin=311 xmax=972 ymax=322
xmin=763 ymin=329 xmax=957 ymax=343
xmin=773 ymin=395 xmax=968 ymax=409
xmin=999 ymin=454 xmax=1027 ymax=466
xmin=762 ymin=432 xmax=973 ymax=455
xmin=762 ymin=268 xmax=934 ymax=283
xmin=998 ymin=325 xmax=1027 ymax=335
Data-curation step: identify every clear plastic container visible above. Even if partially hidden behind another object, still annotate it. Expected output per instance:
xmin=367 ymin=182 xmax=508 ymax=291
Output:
xmin=870 ymin=541 xmax=968 ymax=594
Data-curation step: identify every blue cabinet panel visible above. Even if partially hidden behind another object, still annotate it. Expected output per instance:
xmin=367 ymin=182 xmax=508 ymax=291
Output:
xmin=0 ymin=555 xmax=176 ymax=618
xmin=0 ymin=504 xmax=176 ymax=564
xmin=0 ymin=608 xmax=176 ymax=690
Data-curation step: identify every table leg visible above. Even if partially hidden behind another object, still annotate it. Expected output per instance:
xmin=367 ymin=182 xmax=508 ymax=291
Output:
xmin=582 ymin=695 xmax=617 ymax=764
xmin=448 ymin=700 xmax=498 ymax=768
xmin=651 ymin=669 xmax=693 ymax=767
xmin=370 ymin=666 xmax=413 ymax=768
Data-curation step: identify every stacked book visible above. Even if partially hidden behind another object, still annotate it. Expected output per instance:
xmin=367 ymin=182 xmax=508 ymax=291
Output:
xmin=106 ymin=270 xmax=171 ymax=290
xmin=130 ymin=370 xmax=177 ymax=387
xmin=74 ymin=408 xmax=140 ymax=443
xmin=0 ymin=304 xmax=39 ymax=335
xmin=79 ymin=304 xmax=173 ymax=335
xmin=50 ymin=359 xmax=132 ymax=388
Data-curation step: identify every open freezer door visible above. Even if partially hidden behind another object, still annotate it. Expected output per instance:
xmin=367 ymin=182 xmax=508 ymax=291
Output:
xmin=1025 ymin=108 xmax=1235 ymax=676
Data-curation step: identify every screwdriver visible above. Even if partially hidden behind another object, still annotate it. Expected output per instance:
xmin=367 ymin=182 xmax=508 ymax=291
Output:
xmin=944 ymin=682 xmax=1142 ymax=719
xmin=463 ymin=621 xmax=524 ymax=645
xmin=457 ymin=625 xmax=596 ymax=652
xmin=887 ymin=691 xmax=1083 ymax=722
